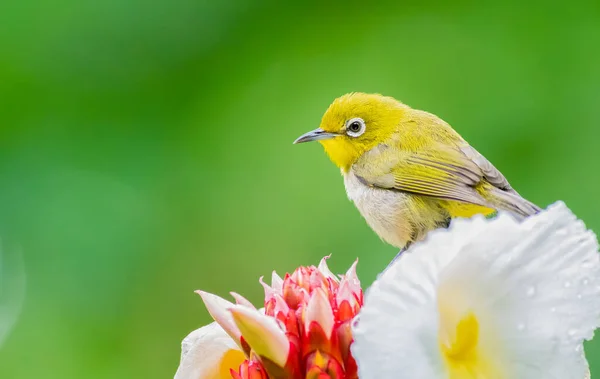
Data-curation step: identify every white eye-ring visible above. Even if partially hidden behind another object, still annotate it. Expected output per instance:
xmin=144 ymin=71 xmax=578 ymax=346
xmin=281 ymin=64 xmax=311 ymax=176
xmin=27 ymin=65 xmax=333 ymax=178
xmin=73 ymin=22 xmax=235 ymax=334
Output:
xmin=345 ymin=117 xmax=366 ymax=137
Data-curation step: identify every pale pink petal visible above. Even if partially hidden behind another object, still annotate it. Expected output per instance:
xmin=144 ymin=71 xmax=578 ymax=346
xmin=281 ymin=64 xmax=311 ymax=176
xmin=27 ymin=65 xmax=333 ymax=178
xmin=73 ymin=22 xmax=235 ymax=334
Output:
xmin=272 ymin=294 xmax=290 ymax=315
xmin=196 ymin=291 xmax=242 ymax=344
xmin=271 ymin=271 xmax=284 ymax=294
xmin=230 ymin=292 xmax=257 ymax=309
xmin=259 ymin=276 xmax=276 ymax=302
xmin=318 ymin=255 xmax=339 ymax=282
xmin=336 ymin=278 xmax=357 ymax=309
xmin=174 ymin=322 xmax=245 ymax=379
xmin=229 ymin=305 xmax=290 ymax=367
xmin=341 ymin=259 xmax=361 ymax=295
xmin=304 ymin=288 xmax=335 ymax=338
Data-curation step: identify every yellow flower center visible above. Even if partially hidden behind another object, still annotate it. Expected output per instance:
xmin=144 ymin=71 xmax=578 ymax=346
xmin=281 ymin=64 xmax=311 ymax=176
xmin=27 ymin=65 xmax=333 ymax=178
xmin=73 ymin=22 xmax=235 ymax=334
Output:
xmin=438 ymin=301 xmax=504 ymax=378
xmin=441 ymin=312 xmax=479 ymax=362
xmin=211 ymin=348 xmax=246 ymax=379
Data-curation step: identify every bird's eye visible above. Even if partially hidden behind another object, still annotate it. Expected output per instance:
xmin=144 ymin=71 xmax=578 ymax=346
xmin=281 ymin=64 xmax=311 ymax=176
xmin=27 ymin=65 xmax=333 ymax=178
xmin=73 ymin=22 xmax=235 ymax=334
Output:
xmin=346 ymin=117 xmax=366 ymax=137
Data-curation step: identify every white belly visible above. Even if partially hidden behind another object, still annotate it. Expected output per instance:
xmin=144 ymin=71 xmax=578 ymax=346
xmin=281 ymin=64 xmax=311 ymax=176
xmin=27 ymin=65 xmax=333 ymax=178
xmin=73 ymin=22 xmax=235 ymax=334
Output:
xmin=343 ymin=171 xmax=414 ymax=248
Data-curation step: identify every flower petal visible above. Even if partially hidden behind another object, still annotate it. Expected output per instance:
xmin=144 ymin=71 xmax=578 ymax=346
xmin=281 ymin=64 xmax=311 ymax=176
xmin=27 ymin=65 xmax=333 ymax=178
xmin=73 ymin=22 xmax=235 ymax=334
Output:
xmin=272 ymin=294 xmax=290 ymax=315
xmin=318 ymin=255 xmax=339 ymax=282
xmin=340 ymin=259 xmax=360 ymax=296
xmin=335 ymin=279 xmax=352 ymax=305
xmin=229 ymin=305 xmax=290 ymax=367
xmin=352 ymin=201 xmax=600 ymax=379
xmin=230 ymin=360 xmax=269 ymax=379
xmin=196 ymin=291 xmax=242 ymax=344
xmin=305 ymin=288 xmax=335 ymax=338
xmin=259 ymin=276 xmax=276 ymax=302
xmin=271 ymin=271 xmax=284 ymax=294
xmin=230 ymin=292 xmax=257 ymax=309
xmin=174 ymin=322 xmax=246 ymax=379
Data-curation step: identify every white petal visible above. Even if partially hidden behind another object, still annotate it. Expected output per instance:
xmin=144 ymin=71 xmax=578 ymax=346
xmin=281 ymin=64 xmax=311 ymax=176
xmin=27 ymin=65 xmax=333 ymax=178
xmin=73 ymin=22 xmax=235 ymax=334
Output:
xmin=174 ymin=322 xmax=245 ymax=379
xmin=196 ymin=291 xmax=242 ymax=344
xmin=352 ymin=201 xmax=600 ymax=379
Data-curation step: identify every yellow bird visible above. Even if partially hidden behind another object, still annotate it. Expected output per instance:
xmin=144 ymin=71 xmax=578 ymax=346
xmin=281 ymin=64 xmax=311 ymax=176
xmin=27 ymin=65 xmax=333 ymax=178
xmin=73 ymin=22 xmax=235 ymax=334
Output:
xmin=294 ymin=93 xmax=540 ymax=251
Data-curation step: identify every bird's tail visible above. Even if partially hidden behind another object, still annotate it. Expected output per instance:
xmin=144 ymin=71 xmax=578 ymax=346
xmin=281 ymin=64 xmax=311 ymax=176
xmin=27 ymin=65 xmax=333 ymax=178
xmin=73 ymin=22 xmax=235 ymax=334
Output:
xmin=485 ymin=187 xmax=541 ymax=218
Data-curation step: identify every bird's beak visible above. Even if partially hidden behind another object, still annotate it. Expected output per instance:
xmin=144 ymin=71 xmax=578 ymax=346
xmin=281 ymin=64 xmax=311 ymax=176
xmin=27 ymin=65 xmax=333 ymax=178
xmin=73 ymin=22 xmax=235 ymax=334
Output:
xmin=293 ymin=128 xmax=338 ymax=144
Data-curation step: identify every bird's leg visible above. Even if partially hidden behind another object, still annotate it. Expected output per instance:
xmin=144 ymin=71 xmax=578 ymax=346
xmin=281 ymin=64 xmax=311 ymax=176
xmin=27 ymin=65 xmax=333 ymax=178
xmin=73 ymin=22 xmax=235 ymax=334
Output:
xmin=385 ymin=221 xmax=423 ymax=270
xmin=385 ymin=217 xmax=450 ymax=271
xmin=385 ymin=242 xmax=412 ymax=271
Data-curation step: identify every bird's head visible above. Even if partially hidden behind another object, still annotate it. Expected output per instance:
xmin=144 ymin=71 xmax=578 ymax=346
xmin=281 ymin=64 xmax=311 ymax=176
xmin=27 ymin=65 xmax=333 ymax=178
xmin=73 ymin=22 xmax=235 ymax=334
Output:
xmin=294 ymin=93 xmax=406 ymax=172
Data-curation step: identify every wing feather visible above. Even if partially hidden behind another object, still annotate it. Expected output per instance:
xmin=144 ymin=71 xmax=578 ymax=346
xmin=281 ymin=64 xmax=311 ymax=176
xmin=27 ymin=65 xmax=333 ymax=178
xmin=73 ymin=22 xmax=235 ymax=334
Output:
xmin=353 ymin=142 xmax=539 ymax=217
xmin=459 ymin=145 xmax=516 ymax=193
xmin=354 ymin=143 xmax=492 ymax=207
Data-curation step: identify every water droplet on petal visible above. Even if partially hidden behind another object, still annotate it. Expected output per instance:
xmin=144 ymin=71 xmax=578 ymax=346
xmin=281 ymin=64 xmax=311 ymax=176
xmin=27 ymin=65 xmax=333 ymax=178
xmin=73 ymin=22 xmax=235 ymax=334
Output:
xmin=575 ymin=345 xmax=582 ymax=353
xmin=517 ymin=323 xmax=526 ymax=331
xmin=550 ymin=307 xmax=556 ymax=313
xmin=577 ymin=293 xmax=583 ymax=300
xmin=526 ymin=286 xmax=536 ymax=297
xmin=564 ymin=281 xmax=572 ymax=288
xmin=568 ymin=328 xmax=578 ymax=336
xmin=583 ymin=278 xmax=590 ymax=285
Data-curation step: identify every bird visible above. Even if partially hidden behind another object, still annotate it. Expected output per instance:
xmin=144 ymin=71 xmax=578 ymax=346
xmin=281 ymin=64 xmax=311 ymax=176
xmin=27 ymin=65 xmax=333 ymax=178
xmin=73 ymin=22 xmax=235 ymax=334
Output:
xmin=294 ymin=92 xmax=540 ymax=251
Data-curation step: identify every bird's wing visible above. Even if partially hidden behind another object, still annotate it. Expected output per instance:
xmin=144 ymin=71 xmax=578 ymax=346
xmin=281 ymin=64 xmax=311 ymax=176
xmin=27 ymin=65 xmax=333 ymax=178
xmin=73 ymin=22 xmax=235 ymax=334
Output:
xmin=353 ymin=143 xmax=491 ymax=206
xmin=458 ymin=145 xmax=518 ymax=194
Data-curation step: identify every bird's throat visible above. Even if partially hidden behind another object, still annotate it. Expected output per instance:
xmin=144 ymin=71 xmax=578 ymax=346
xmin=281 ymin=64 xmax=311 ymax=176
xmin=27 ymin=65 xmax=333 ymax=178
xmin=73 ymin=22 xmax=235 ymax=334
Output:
xmin=319 ymin=139 xmax=360 ymax=173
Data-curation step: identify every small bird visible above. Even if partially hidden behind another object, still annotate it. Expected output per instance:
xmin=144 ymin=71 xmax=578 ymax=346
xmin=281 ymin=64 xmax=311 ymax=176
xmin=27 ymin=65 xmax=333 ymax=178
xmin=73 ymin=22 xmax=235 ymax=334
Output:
xmin=294 ymin=93 xmax=540 ymax=251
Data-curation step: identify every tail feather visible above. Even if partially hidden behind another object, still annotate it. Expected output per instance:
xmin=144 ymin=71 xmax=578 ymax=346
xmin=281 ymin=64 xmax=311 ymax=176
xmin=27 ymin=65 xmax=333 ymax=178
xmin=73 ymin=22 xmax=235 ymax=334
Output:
xmin=486 ymin=188 xmax=541 ymax=218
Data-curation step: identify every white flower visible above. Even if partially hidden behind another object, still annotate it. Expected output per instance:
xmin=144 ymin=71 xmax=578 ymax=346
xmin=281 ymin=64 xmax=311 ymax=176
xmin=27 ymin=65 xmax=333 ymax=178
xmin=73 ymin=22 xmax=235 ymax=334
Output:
xmin=174 ymin=322 xmax=245 ymax=379
xmin=352 ymin=201 xmax=600 ymax=379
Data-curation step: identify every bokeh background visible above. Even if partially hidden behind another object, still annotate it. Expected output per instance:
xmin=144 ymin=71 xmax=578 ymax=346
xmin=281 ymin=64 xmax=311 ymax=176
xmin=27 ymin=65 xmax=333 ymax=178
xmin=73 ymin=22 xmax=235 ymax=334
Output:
xmin=1 ymin=1 xmax=600 ymax=377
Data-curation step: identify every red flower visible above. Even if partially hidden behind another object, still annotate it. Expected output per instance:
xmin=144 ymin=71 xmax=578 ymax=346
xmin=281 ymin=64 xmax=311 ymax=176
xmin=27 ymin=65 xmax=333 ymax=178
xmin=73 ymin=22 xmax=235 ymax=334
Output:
xmin=198 ymin=257 xmax=363 ymax=379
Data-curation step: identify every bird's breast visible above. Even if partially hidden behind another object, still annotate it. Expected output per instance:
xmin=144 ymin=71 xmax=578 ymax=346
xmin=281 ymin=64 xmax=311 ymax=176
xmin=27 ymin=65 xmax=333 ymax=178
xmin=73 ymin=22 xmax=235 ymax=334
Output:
xmin=343 ymin=170 xmax=415 ymax=248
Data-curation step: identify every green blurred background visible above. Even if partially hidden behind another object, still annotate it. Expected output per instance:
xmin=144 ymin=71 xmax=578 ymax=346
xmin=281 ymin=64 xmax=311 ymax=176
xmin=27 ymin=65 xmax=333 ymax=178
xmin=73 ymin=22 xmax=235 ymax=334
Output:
xmin=1 ymin=0 xmax=599 ymax=377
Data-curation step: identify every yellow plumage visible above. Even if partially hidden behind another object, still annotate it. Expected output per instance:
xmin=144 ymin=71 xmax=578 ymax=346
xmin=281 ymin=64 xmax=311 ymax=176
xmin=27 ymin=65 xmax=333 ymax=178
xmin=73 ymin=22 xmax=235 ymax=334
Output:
xmin=295 ymin=93 xmax=539 ymax=249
